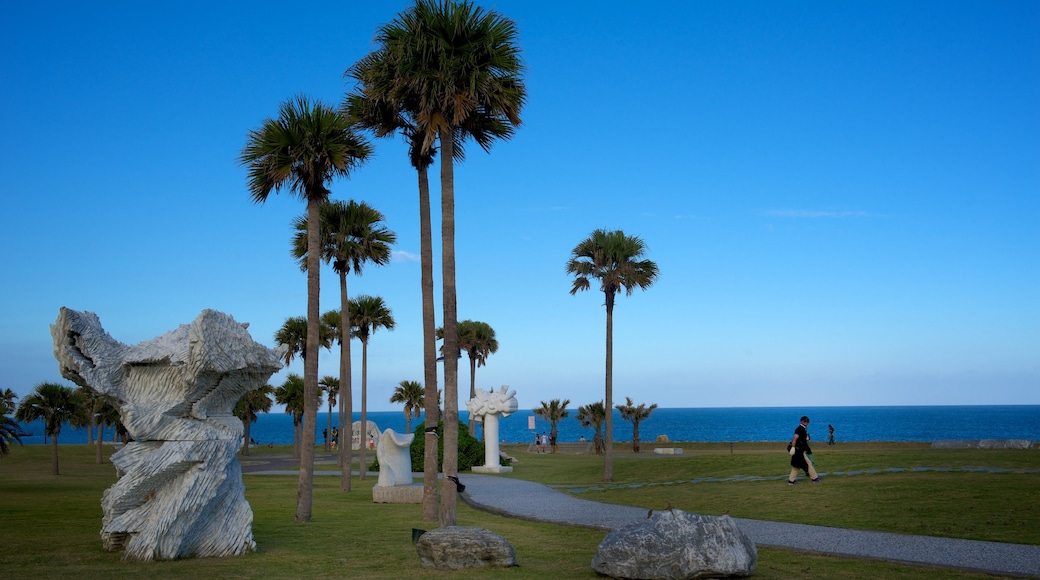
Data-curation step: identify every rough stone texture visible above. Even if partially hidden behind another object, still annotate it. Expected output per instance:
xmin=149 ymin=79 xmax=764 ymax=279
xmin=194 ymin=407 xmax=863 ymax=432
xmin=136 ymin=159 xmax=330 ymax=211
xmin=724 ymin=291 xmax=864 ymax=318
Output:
xmin=375 ymin=428 xmax=414 ymax=488
xmin=372 ymin=483 xmax=423 ymax=503
xmin=932 ymin=439 xmax=1035 ymax=449
xmin=51 ymin=307 xmax=284 ymax=561
xmin=415 ymin=526 xmax=518 ymax=570
xmin=352 ymin=420 xmax=381 ymax=451
xmin=592 ymin=510 xmax=757 ymax=579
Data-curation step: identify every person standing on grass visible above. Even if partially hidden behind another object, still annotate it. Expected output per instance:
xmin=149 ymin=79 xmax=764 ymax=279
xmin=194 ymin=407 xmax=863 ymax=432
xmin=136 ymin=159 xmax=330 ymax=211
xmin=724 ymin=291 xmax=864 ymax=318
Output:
xmin=789 ymin=415 xmax=821 ymax=484
xmin=828 ymin=424 xmax=835 ymax=445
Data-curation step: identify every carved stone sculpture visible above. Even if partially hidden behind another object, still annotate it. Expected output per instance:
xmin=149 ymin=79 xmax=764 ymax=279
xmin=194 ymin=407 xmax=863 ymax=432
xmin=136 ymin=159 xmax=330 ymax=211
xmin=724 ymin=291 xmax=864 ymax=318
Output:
xmin=352 ymin=420 xmax=381 ymax=451
xmin=466 ymin=386 xmax=518 ymax=474
xmin=372 ymin=428 xmax=422 ymax=504
xmin=592 ymin=510 xmax=757 ymax=579
xmin=51 ymin=307 xmax=284 ymax=561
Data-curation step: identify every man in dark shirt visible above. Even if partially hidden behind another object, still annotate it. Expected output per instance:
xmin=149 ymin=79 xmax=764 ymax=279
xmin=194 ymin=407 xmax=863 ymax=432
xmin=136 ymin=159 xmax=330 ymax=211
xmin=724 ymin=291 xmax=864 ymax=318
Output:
xmin=789 ymin=415 xmax=820 ymax=484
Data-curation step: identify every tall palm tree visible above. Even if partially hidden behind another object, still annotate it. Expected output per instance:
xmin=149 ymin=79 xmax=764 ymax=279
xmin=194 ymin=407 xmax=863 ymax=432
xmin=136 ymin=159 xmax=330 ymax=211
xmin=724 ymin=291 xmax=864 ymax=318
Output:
xmin=15 ymin=382 xmax=86 ymax=475
xmin=235 ymin=384 xmax=275 ymax=456
xmin=297 ymin=201 xmax=395 ymax=491
xmin=616 ymin=397 xmax=658 ymax=453
xmin=1 ymin=388 xmax=18 ymax=411
xmin=242 ymin=94 xmax=370 ymax=522
xmin=348 ymin=295 xmax=395 ymax=480
xmin=1 ymin=403 xmax=22 ymax=458
xmin=566 ymin=229 xmax=659 ymax=481
xmin=318 ymin=376 xmax=339 ymax=452
xmin=533 ymin=399 xmax=570 ymax=454
xmin=575 ymin=400 xmax=607 ymax=455
xmin=274 ymin=315 xmax=334 ymax=368
xmin=390 ymin=380 xmax=424 ymax=433
xmin=274 ymin=374 xmax=310 ymax=461
xmin=355 ymin=0 xmax=525 ymax=527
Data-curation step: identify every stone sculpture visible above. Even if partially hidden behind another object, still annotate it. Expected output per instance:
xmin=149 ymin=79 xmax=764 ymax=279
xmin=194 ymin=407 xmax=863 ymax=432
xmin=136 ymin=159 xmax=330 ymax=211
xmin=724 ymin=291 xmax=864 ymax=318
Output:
xmin=591 ymin=509 xmax=757 ymax=579
xmin=415 ymin=526 xmax=517 ymax=570
xmin=466 ymin=386 xmax=518 ymax=474
xmin=51 ymin=307 xmax=284 ymax=561
xmin=372 ymin=428 xmax=422 ymax=504
xmin=352 ymin=420 xmax=381 ymax=451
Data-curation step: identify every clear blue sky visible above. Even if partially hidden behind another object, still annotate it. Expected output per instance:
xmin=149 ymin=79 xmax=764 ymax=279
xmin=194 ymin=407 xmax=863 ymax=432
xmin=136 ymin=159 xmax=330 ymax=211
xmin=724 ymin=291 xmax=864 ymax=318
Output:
xmin=2 ymin=1 xmax=1037 ymax=412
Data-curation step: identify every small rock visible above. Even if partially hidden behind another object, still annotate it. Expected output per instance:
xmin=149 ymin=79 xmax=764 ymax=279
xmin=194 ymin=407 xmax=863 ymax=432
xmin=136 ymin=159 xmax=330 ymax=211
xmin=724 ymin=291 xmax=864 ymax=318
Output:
xmin=416 ymin=526 xmax=517 ymax=570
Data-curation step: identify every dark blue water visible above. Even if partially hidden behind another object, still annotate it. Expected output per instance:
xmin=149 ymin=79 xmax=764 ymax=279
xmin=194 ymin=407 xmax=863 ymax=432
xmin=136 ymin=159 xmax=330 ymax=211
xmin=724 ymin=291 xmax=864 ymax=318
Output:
xmin=14 ymin=406 xmax=1040 ymax=445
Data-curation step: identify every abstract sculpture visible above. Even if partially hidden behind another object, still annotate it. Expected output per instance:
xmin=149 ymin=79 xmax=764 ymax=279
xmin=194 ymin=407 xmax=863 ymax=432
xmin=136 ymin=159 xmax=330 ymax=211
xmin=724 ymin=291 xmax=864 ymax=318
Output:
xmin=466 ymin=386 xmax=518 ymax=474
xmin=50 ymin=307 xmax=284 ymax=561
xmin=372 ymin=428 xmax=422 ymax=503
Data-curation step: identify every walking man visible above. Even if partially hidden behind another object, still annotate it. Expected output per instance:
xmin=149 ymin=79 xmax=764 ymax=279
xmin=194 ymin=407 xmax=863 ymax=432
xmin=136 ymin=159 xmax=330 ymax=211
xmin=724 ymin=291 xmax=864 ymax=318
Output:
xmin=789 ymin=415 xmax=820 ymax=484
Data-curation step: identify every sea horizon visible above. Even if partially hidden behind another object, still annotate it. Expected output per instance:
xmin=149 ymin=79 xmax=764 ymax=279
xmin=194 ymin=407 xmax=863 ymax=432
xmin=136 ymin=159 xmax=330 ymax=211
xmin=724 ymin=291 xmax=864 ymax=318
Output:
xmin=13 ymin=404 xmax=1040 ymax=446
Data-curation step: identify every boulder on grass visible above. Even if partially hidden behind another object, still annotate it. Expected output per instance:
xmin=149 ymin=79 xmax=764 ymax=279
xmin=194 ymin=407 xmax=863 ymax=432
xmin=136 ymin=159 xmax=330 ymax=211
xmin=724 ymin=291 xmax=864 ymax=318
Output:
xmin=592 ymin=510 xmax=756 ymax=579
xmin=415 ymin=526 xmax=517 ymax=570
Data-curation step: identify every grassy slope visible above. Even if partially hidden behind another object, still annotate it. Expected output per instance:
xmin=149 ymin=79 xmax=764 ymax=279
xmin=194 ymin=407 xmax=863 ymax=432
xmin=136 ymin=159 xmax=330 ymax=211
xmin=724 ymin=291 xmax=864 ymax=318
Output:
xmin=1 ymin=443 xmax=1035 ymax=579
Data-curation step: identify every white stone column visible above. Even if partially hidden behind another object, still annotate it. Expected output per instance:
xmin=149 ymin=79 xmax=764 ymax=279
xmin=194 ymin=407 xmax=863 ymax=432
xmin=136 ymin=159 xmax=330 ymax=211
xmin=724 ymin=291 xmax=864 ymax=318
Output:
xmin=468 ymin=386 xmax=517 ymax=474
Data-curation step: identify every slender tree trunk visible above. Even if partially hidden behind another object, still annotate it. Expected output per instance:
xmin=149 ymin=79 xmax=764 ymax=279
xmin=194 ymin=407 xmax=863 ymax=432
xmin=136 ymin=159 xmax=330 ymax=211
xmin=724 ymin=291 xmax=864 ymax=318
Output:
xmin=297 ymin=197 xmax=321 ymax=522
xmin=339 ymin=269 xmax=354 ymax=492
xmin=88 ymin=417 xmax=95 ymax=445
xmin=419 ymin=163 xmax=439 ymax=521
xmin=439 ymin=126 xmax=459 ymax=527
xmin=51 ymin=433 xmax=59 ymax=475
xmin=604 ymin=290 xmax=614 ymax=482
xmin=96 ymin=424 xmax=104 ymax=464
xmin=633 ymin=421 xmax=640 ymax=452
xmin=241 ymin=417 xmax=251 ymax=456
xmin=359 ymin=338 xmax=369 ymax=480
xmin=468 ymin=355 xmax=477 ymax=436
xmin=294 ymin=419 xmax=302 ymax=460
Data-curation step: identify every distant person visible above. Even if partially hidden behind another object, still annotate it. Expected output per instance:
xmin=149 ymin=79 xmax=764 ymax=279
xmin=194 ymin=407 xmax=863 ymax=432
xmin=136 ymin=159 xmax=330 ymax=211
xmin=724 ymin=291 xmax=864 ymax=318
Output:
xmin=828 ymin=424 xmax=835 ymax=446
xmin=550 ymin=432 xmax=558 ymax=453
xmin=579 ymin=435 xmax=586 ymax=442
xmin=788 ymin=415 xmax=820 ymax=484
xmin=534 ymin=433 xmax=542 ymax=453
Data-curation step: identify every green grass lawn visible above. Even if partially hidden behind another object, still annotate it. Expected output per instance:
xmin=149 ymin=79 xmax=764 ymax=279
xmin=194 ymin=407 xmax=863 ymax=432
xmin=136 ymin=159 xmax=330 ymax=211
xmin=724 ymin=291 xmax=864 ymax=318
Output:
xmin=1 ymin=442 xmax=1036 ymax=579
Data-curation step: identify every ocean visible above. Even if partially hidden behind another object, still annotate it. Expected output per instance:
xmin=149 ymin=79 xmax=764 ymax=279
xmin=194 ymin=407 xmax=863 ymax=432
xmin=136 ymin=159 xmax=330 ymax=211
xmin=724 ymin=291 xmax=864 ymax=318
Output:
xmin=13 ymin=405 xmax=1040 ymax=445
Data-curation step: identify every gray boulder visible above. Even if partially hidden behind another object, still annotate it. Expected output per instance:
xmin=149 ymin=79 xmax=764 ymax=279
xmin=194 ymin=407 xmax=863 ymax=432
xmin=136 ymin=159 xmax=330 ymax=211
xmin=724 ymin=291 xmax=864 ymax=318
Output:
xmin=592 ymin=510 xmax=756 ymax=579
xmin=415 ymin=526 xmax=517 ymax=570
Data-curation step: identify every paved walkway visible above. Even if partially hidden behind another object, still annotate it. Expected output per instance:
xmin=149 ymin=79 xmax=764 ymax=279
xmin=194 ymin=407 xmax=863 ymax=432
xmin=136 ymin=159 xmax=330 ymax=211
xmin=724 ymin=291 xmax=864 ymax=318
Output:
xmin=240 ymin=456 xmax=1040 ymax=577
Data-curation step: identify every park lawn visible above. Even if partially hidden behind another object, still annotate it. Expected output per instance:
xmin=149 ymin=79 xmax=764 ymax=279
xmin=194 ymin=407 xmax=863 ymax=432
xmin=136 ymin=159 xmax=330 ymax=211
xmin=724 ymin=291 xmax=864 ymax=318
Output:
xmin=0 ymin=443 xmax=1032 ymax=579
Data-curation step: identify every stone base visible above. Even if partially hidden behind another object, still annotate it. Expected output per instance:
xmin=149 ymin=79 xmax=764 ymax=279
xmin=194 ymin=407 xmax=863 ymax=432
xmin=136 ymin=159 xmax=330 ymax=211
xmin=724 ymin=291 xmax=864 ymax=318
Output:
xmin=472 ymin=465 xmax=514 ymax=474
xmin=654 ymin=447 xmax=683 ymax=455
xmin=373 ymin=484 xmax=423 ymax=504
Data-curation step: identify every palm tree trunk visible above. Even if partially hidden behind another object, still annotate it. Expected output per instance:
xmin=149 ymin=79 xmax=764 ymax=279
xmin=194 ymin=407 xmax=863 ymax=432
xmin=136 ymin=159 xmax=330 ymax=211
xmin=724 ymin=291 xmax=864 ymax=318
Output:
xmin=96 ymin=424 xmax=104 ymax=464
xmin=339 ymin=269 xmax=354 ymax=492
xmin=294 ymin=419 xmax=303 ymax=460
xmin=242 ymin=417 xmax=251 ymax=456
xmin=633 ymin=421 xmax=640 ymax=452
xmin=468 ymin=355 xmax=477 ymax=436
xmin=297 ymin=195 xmax=321 ymax=522
xmin=419 ymin=160 xmax=439 ymax=521
xmin=51 ymin=434 xmax=59 ymax=475
xmin=604 ymin=290 xmax=615 ymax=482
xmin=359 ymin=338 xmax=369 ymax=480
xmin=439 ymin=125 xmax=459 ymax=527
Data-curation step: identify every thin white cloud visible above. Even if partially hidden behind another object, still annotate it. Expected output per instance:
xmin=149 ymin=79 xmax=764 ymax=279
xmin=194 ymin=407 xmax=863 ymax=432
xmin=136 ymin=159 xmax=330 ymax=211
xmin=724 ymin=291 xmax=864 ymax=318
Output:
xmin=765 ymin=209 xmax=879 ymax=219
xmin=392 ymin=249 xmax=420 ymax=263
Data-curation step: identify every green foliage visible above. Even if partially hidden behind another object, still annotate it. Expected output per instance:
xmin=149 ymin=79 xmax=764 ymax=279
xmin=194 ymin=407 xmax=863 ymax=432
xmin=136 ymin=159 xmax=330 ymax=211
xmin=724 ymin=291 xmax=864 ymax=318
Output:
xmin=408 ymin=420 xmax=504 ymax=472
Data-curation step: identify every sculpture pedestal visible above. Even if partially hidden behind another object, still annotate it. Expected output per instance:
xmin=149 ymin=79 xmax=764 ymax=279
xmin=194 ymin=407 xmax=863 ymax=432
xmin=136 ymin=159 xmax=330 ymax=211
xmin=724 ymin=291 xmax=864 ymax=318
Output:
xmin=372 ymin=484 xmax=423 ymax=504
xmin=472 ymin=464 xmax=513 ymax=474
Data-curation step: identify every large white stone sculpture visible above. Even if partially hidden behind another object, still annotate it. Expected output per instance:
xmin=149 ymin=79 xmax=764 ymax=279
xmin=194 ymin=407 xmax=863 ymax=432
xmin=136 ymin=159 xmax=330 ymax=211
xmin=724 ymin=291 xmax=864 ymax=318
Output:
xmin=372 ymin=428 xmax=422 ymax=504
xmin=51 ymin=307 xmax=284 ymax=561
xmin=466 ymin=386 xmax=518 ymax=474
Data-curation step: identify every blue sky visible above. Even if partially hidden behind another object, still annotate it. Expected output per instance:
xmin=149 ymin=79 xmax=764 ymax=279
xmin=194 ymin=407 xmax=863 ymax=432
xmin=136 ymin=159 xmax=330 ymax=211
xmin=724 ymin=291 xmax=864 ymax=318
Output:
xmin=2 ymin=1 xmax=1037 ymax=412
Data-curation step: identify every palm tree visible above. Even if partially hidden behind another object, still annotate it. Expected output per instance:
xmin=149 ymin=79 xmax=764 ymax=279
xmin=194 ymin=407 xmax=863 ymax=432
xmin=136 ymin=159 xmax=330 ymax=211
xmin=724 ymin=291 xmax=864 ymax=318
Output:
xmin=95 ymin=401 xmax=121 ymax=464
xmin=1 ymin=403 xmax=23 ymax=458
xmin=297 ymin=200 xmax=395 ymax=492
xmin=354 ymin=0 xmax=525 ymax=527
xmin=566 ymin=229 xmax=659 ymax=481
xmin=318 ymin=376 xmax=339 ymax=452
xmin=242 ymin=94 xmax=370 ymax=522
xmin=1 ymin=388 xmax=17 ymax=411
xmin=235 ymin=384 xmax=274 ymax=456
xmin=441 ymin=320 xmax=499 ymax=436
xmin=575 ymin=400 xmax=607 ymax=455
xmin=533 ymin=399 xmax=571 ymax=454
xmin=274 ymin=315 xmax=333 ymax=368
xmin=390 ymin=380 xmax=424 ymax=433
xmin=15 ymin=382 xmax=86 ymax=475
xmin=348 ymin=295 xmax=395 ymax=480
xmin=616 ymin=397 xmax=658 ymax=452
xmin=274 ymin=374 xmax=310 ymax=460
